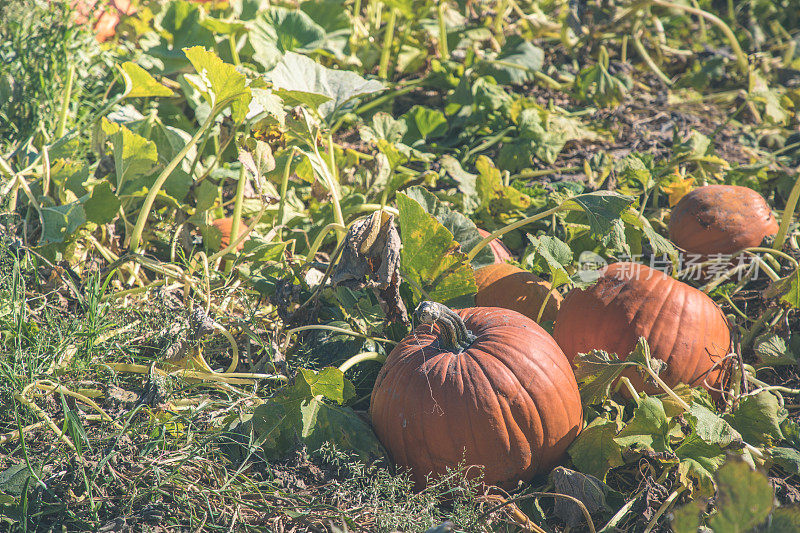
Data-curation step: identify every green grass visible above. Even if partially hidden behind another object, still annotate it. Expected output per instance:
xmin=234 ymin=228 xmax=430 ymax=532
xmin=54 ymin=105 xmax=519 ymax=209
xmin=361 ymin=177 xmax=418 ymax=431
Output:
xmin=0 ymin=234 xmax=519 ymax=531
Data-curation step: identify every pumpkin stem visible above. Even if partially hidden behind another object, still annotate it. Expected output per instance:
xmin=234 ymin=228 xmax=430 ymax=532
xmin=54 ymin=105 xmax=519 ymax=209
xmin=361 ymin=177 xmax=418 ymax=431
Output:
xmin=414 ymin=301 xmax=476 ymax=353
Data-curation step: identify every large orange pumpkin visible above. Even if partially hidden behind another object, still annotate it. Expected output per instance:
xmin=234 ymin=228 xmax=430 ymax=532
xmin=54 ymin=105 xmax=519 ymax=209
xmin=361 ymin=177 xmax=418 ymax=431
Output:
xmin=474 ymin=263 xmax=561 ymax=323
xmin=668 ymin=185 xmax=778 ymax=255
xmin=553 ymin=263 xmax=731 ymax=394
xmin=370 ymin=302 xmax=583 ymax=488
xmin=477 ymin=228 xmax=514 ymax=264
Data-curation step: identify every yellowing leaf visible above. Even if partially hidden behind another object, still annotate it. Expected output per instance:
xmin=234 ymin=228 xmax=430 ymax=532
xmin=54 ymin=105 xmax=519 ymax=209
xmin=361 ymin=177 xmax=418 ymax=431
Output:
xmin=165 ymin=347 xmax=215 ymax=373
xmin=148 ymin=409 xmax=186 ymax=438
xmin=118 ymin=62 xmax=174 ymax=99
xmin=660 ymin=173 xmax=695 ymax=206
xmin=100 ymin=118 xmax=158 ymax=192
xmin=183 ymin=46 xmax=252 ymax=122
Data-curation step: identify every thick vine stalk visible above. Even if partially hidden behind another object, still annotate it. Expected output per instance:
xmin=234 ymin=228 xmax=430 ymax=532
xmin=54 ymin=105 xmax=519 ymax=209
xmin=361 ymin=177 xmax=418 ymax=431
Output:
xmin=129 ymin=110 xmax=218 ymax=251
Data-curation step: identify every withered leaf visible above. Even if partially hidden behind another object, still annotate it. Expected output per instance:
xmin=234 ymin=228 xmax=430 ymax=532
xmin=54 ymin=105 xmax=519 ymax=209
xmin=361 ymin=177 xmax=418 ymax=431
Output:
xmin=550 ymin=466 xmax=609 ymax=528
xmin=331 ymin=211 xmax=408 ymax=323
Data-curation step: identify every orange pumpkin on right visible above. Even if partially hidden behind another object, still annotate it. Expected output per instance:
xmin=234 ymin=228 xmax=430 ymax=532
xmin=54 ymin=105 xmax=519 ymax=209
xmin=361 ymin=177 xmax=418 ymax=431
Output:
xmin=553 ymin=263 xmax=731 ymax=394
xmin=668 ymin=185 xmax=778 ymax=256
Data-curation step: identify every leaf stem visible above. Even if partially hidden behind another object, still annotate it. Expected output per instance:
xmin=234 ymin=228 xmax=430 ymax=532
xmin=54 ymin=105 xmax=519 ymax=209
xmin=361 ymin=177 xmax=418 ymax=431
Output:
xmin=773 ymin=167 xmax=800 ymax=251
xmin=437 ymin=0 xmax=449 ymax=60
xmin=632 ymin=20 xmax=673 ymax=86
xmin=226 ymin=165 xmax=248 ymax=272
xmin=466 ymin=204 xmax=563 ymax=262
xmin=649 ymin=0 xmax=749 ymax=77
xmin=339 ymin=351 xmax=387 ymax=373
xmin=129 ymin=109 xmax=218 ymax=251
xmin=55 ymin=64 xmax=75 ymax=139
xmin=378 ymin=7 xmax=398 ymax=79
xmin=282 ymin=325 xmax=397 ymax=352
xmin=642 ymin=487 xmax=685 ymax=533
xmin=306 ymin=223 xmax=347 ymax=261
xmin=228 ymin=34 xmax=240 ymax=66
xmin=276 ymin=147 xmax=297 ymax=240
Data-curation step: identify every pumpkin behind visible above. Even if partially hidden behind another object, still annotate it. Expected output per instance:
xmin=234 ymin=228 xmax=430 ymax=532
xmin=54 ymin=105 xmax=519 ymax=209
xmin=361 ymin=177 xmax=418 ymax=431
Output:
xmin=477 ymin=228 xmax=514 ymax=264
xmin=475 ymin=263 xmax=561 ymax=323
xmin=211 ymin=217 xmax=249 ymax=251
xmin=668 ymin=185 xmax=778 ymax=255
xmin=553 ymin=262 xmax=730 ymax=394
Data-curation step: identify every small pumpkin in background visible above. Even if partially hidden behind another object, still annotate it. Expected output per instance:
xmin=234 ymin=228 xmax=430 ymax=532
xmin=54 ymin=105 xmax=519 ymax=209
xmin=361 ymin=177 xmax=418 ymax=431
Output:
xmin=209 ymin=217 xmax=250 ymax=251
xmin=553 ymin=262 xmax=731 ymax=394
xmin=370 ymin=302 xmax=583 ymax=489
xmin=69 ymin=0 xmax=135 ymax=42
xmin=474 ymin=263 xmax=561 ymax=323
xmin=668 ymin=185 xmax=778 ymax=256
xmin=477 ymin=228 xmax=514 ymax=264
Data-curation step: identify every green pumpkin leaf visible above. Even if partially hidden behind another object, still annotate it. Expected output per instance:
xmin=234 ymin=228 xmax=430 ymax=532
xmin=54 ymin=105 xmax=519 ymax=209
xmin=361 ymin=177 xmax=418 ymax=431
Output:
xmin=725 ymin=391 xmax=785 ymax=446
xmin=404 ymin=106 xmax=448 ymax=142
xmin=83 ymin=181 xmax=120 ymax=225
xmin=146 ymin=1 xmax=216 ymax=75
xmin=675 ymin=432 xmax=725 ymax=496
xmin=753 ymin=332 xmax=798 ymax=366
xmin=403 ymin=186 xmax=495 ymax=269
xmin=183 ymin=46 xmax=252 ymax=122
xmin=573 ymin=349 xmax=629 ymax=405
xmin=567 ymin=417 xmax=624 ymax=481
xmin=194 ymin=180 xmax=219 ymax=213
xmin=396 ymin=191 xmax=477 ymax=306
xmin=250 ymin=8 xmax=327 ymax=71
xmin=0 ymin=462 xmax=36 ymax=499
xmin=39 ymin=201 xmax=87 ymax=246
xmin=686 ymin=403 xmax=742 ymax=448
xmin=621 ymin=209 xmax=678 ymax=264
xmin=565 ymin=191 xmax=635 ymax=252
xmin=476 ymin=35 xmax=544 ymax=85
xmin=101 ymin=119 xmax=158 ymax=192
xmin=572 ymin=339 xmax=655 ymax=404
xmin=475 ymin=155 xmax=531 ymax=214
xmin=782 ymin=269 xmax=800 ymax=309
xmin=360 ymin=112 xmax=408 ymax=144
xmin=198 ymin=15 xmax=246 ymax=35
xmin=516 ymin=107 xmax=565 ymax=165
xmin=524 ymin=235 xmax=572 ymax=288
xmin=614 ymin=397 xmax=672 ymax=453
xmin=249 ymin=367 xmax=385 ymax=462
xmin=293 ymin=367 xmax=355 ymax=405
xmin=127 ymin=118 xmax=196 ymax=174
xmin=438 ymin=155 xmax=479 ymax=212
xmin=771 ymin=447 xmax=800 ymax=475
xmin=269 ymin=52 xmax=384 ymax=120
xmin=707 ymin=458 xmax=774 ymax=532
xmin=300 ymin=0 xmax=352 ymax=33
xmin=119 ymin=62 xmax=174 ymax=99
xmin=249 ymin=88 xmax=287 ymax=127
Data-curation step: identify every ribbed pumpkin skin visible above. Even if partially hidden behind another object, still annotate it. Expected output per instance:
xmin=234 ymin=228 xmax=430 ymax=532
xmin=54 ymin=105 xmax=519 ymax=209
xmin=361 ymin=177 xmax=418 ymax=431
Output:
xmin=370 ymin=307 xmax=583 ymax=488
xmin=211 ymin=218 xmax=249 ymax=251
xmin=553 ymin=263 xmax=730 ymax=394
xmin=668 ymin=185 xmax=778 ymax=255
xmin=477 ymin=228 xmax=514 ymax=264
xmin=475 ymin=263 xmax=562 ymax=323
